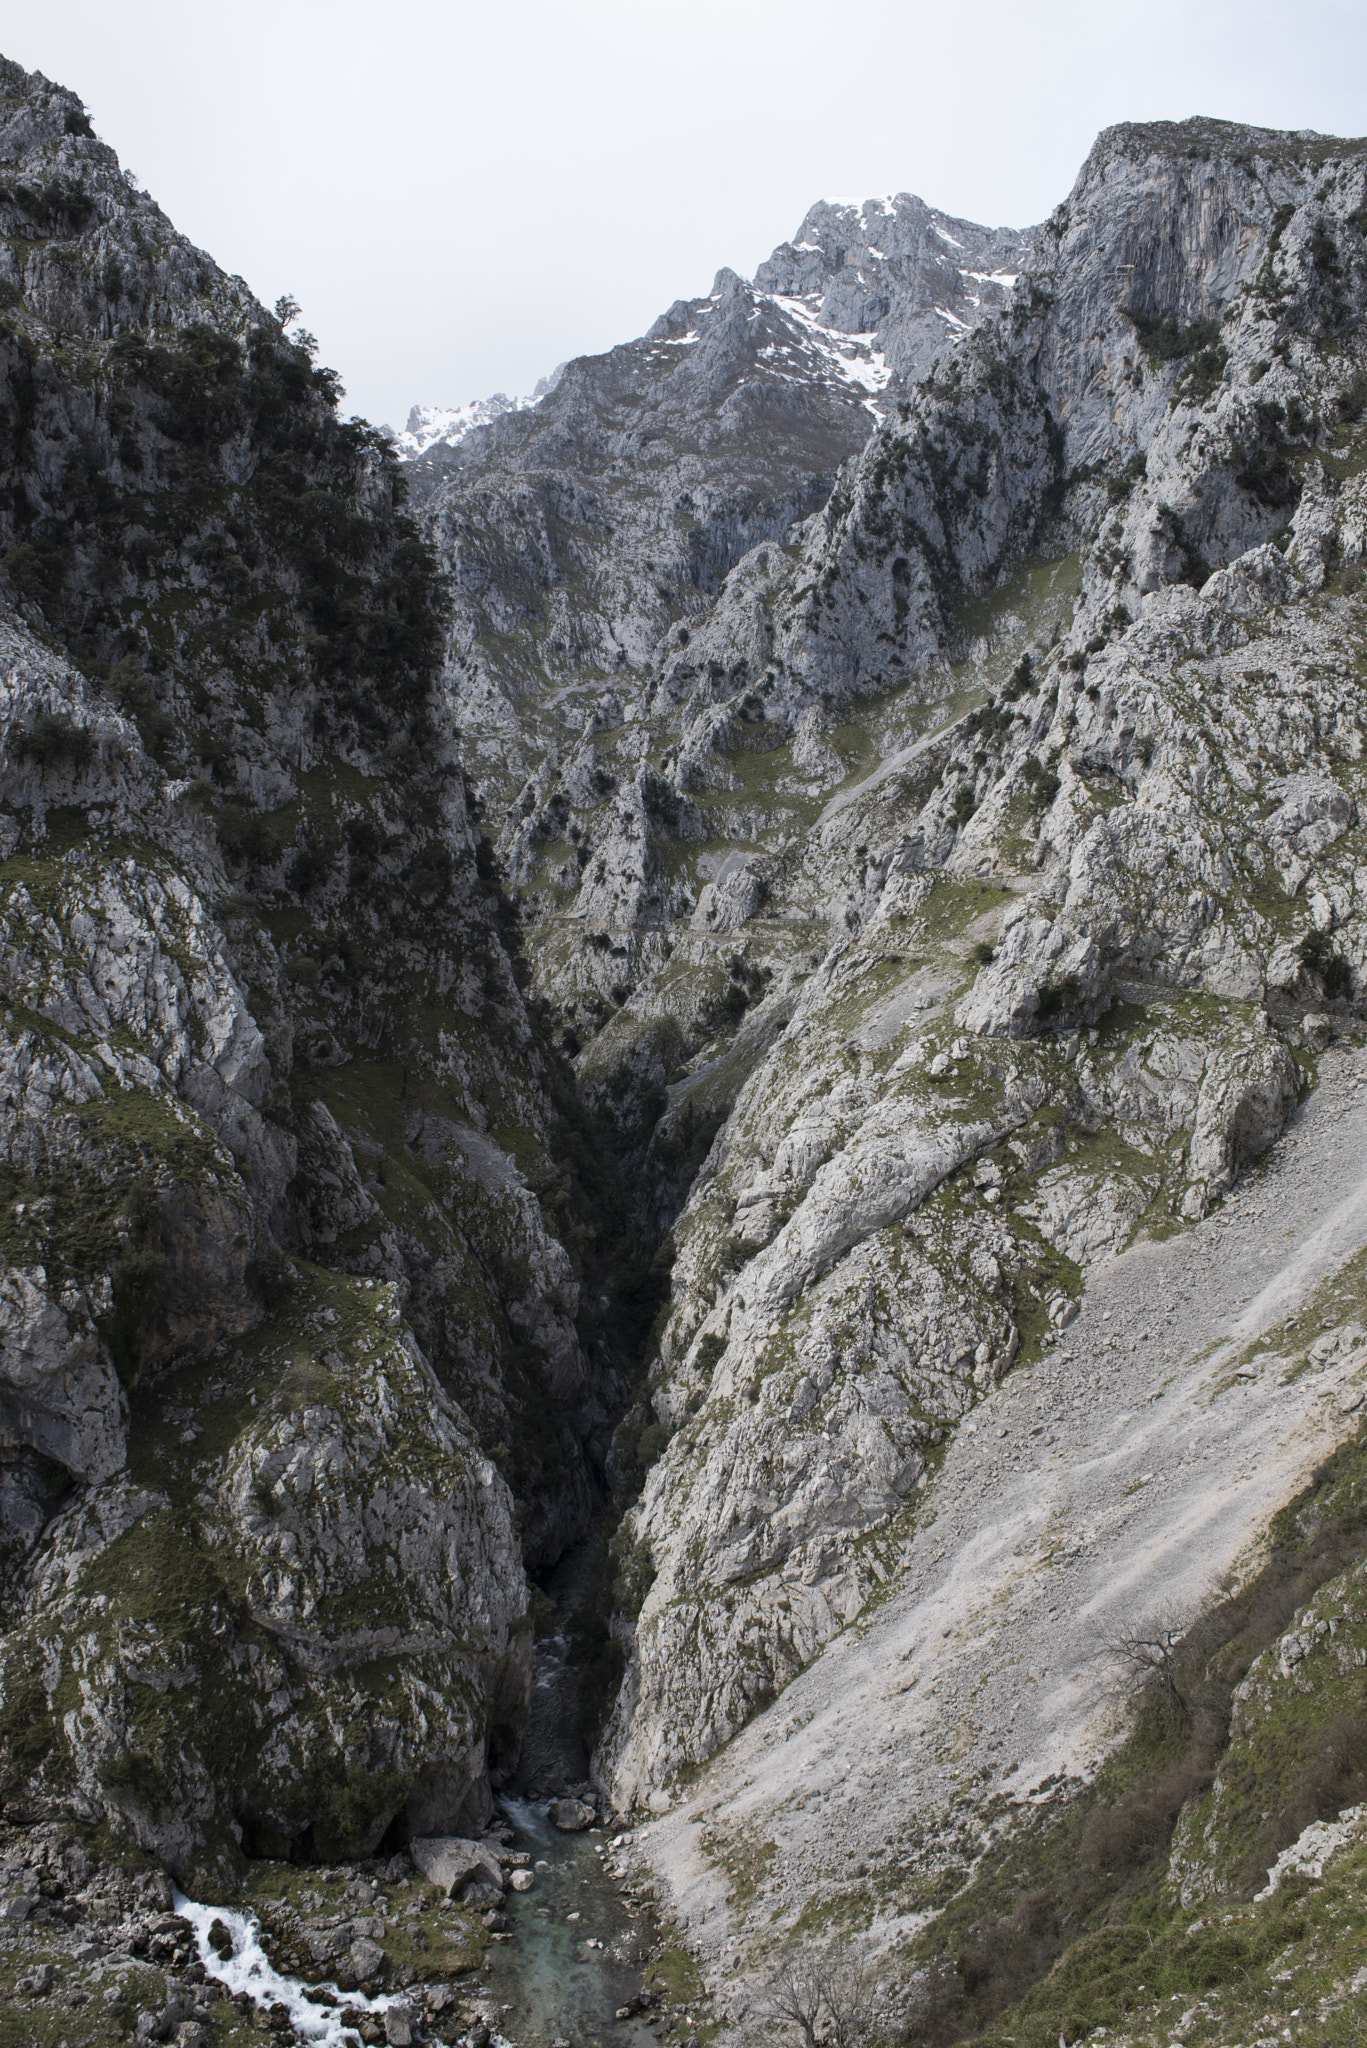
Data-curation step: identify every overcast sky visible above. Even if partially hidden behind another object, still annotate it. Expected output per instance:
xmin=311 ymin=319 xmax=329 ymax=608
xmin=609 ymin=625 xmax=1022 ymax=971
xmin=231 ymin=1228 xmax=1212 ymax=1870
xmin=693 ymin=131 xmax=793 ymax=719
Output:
xmin=8 ymin=1 xmax=1367 ymax=430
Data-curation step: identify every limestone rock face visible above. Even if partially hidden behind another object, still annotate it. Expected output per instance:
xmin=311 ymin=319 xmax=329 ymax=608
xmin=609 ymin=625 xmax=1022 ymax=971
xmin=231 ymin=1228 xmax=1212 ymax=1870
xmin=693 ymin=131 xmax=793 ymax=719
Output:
xmin=0 ymin=1263 xmax=124 ymax=1497
xmin=8 ymin=51 xmax=1367 ymax=1965
xmin=1185 ymin=1032 xmax=1300 ymax=1210
xmin=0 ymin=54 xmax=613 ymax=1880
xmin=414 ymin=195 xmax=1035 ymax=811
xmin=1169 ymin=1481 xmax=1367 ymax=1909
xmin=956 ymin=911 xmax=1109 ymax=1039
xmin=0 ymin=1295 xmax=528 ymax=1886
xmin=754 ymin=192 xmax=1032 ymax=383
xmin=545 ymin=120 xmax=1367 ymax=1806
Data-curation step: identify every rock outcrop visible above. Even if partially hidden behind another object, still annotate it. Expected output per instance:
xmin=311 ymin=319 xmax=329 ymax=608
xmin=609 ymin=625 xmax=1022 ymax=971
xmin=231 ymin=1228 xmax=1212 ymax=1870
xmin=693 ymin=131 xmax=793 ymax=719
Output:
xmin=4 ymin=59 xmax=1367 ymax=2048
xmin=411 ymin=196 xmax=1034 ymax=812
xmin=0 ymin=54 xmax=620 ymax=1885
xmin=429 ymin=117 xmax=1367 ymax=1804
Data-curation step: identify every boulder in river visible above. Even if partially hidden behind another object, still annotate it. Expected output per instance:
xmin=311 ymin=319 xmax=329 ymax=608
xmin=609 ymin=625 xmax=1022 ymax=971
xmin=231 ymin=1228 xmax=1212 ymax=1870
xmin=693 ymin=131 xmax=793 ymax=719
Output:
xmin=461 ymin=1880 xmax=504 ymax=1910
xmin=409 ymin=1835 xmax=504 ymax=1896
xmin=549 ymin=1797 xmax=594 ymax=1831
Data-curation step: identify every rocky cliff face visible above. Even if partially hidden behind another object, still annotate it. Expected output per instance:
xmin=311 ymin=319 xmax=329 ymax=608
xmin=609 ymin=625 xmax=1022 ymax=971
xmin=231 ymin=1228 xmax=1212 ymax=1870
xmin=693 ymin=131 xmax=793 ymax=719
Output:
xmin=401 ymin=117 xmax=1367 ymax=1819
xmin=408 ymin=195 xmax=1032 ymax=818
xmin=0 ymin=55 xmax=628 ymax=1889
xmin=753 ymin=191 xmax=1029 ymax=382
xmin=4 ymin=59 xmax=1367 ymax=2046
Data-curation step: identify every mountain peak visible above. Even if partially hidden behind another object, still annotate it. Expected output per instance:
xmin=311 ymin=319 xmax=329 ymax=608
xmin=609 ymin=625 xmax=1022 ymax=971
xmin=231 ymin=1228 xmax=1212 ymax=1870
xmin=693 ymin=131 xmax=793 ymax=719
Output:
xmin=392 ymin=191 xmax=1032 ymax=472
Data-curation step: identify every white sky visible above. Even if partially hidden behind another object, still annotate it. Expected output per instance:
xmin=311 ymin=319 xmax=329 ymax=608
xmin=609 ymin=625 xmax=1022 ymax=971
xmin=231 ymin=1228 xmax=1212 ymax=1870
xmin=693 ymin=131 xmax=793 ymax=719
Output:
xmin=7 ymin=0 xmax=1367 ymax=431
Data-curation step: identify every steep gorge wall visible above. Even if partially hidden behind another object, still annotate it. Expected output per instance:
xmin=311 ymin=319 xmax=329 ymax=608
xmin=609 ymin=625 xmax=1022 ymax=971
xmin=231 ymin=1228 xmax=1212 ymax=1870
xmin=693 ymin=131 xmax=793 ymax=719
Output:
xmin=431 ymin=119 xmax=1367 ymax=1807
xmin=0 ymin=56 xmax=635 ymax=1887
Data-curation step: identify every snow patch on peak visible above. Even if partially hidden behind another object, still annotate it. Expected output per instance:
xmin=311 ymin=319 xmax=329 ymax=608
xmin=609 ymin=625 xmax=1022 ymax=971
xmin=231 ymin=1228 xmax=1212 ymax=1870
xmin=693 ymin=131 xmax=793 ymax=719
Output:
xmin=767 ymin=293 xmax=893 ymax=409
xmin=387 ymin=386 xmax=550 ymax=461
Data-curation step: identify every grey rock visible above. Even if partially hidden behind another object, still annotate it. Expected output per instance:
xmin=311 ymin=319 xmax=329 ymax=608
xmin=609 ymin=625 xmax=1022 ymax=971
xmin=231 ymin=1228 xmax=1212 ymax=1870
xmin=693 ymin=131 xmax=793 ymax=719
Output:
xmin=0 ymin=49 xmax=613 ymax=1880
xmin=418 ymin=197 xmax=1034 ymax=816
xmin=349 ymin=1936 xmax=385 ymax=1982
xmin=754 ymin=192 xmax=1032 ymax=384
xmin=548 ymin=1796 xmax=595 ymax=1831
xmin=408 ymin=1835 xmax=503 ymax=1897
xmin=460 ymin=1881 xmax=504 ymax=1910
xmin=957 ymin=910 xmax=1108 ymax=1038
xmin=1184 ymin=1033 xmax=1299 ymax=1211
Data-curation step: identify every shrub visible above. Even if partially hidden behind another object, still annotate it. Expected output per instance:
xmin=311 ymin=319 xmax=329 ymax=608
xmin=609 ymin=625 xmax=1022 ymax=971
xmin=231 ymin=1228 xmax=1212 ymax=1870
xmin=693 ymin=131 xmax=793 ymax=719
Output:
xmin=7 ymin=174 xmax=95 ymax=235
xmin=1022 ymin=756 xmax=1061 ymax=810
xmin=17 ymin=711 xmax=94 ymax=773
xmin=1325 ymin=954 xmax=1354 ymax=1001
xmin=957 ymin=1890 xmax=1067 ymax=2019
xmin=1310 ymin=220 xmax=1340 ymax=278
xmin=108 ymin=1246 xmax=169 ymax=1386
xmin=106 ymin=655 xmax=154 ymax=714
xmin=752 ymin=1953 xmax=895 ymax=2048
xmin=1177 ymin=342 xmax=1229 ymax=403
xmin=288 ymin=845 xmax=333 ymax=893
xmin=246 ymin=1248 xmax=296 ymax=1309
xmin=1337 ymin=374 xmax=1367 ymax=423
xmin=610 ymin=1535 xmax=657 ymax=1620
xmin=408 ymin=843 xmax=454 ymax=899
xmin=1237 ymin=446 xmax=1301 ymax=510
xmin=1079 ymin=1751 xmax=1216 ymax=1873
xmin=712 ymin=981 xmax=749 ymax=1032
xmin=694 ymin=1333 xmax=726 ymax=1376
xmin=1107 ymin=451 xmax=1148 ymax=503
xmin=720 ymin=1231 xmax=762 ymax=1272
xmin=1036 ymin=974 xmax=1082 ymax=1023
xmin=1128 ymin=309 xmax=1221 ymax=363
xmin=1002 ymin=652 xmax=1034 ymax=700
xmin=971 ymin=940 xmax=996 ymax=967
xmin=1299 ymin=927 xmax=1353 ymax=999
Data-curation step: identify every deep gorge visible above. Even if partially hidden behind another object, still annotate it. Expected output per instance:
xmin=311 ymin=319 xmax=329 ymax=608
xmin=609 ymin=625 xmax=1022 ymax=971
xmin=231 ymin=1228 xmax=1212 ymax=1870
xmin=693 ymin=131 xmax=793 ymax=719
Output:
xmin=1 ymin=51 xmax=1367 ymax=2048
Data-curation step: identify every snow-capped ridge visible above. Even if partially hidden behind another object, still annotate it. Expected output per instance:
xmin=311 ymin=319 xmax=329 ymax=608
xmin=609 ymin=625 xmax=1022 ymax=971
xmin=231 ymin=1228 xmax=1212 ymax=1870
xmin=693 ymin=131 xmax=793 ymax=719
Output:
xmin=387 ymin=366 xmax=565 ymax=463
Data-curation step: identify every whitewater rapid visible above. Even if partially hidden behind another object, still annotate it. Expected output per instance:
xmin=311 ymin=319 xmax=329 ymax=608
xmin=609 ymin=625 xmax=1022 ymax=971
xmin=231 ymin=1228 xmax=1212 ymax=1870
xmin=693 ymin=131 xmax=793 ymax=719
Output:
xmin=173 ymin=1892 xmax=409 ymax=2046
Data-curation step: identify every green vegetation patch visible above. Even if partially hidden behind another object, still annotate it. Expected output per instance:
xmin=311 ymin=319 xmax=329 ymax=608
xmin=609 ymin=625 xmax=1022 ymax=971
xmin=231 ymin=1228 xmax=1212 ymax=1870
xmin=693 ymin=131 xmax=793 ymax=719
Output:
xmin=873 ymin=1416 xmax=1367 ymax=2048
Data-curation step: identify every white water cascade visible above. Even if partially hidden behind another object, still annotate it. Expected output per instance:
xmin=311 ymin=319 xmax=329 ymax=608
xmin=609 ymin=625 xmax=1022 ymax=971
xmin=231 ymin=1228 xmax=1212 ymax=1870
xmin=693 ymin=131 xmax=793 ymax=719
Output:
xmin=173 ymin=1892 xmax=409 ymax=2047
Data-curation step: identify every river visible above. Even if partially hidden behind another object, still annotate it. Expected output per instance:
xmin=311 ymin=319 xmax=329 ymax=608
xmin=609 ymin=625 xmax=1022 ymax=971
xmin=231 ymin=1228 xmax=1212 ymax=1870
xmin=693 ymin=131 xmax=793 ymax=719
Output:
xmin=178 ymin=1541 xmax=669 ymax=2048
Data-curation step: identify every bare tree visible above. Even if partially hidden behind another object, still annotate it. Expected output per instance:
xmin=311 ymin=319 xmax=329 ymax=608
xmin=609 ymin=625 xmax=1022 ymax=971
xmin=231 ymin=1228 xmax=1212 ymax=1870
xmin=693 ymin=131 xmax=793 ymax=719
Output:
xmin=1101 ymin=1606 xmax=1219 ymax=1727
xmin=748 ymin=1951 xmax=894 ymax=2048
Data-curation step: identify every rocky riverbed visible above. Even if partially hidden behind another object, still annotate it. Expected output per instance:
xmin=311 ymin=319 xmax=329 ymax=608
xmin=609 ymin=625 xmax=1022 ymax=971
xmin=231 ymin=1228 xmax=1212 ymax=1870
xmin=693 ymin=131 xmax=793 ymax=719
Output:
xmin=0 ymin=1537 xmax=712 ymax=2048
xmin=0 ymin=1790 xmax=694 ymax=2047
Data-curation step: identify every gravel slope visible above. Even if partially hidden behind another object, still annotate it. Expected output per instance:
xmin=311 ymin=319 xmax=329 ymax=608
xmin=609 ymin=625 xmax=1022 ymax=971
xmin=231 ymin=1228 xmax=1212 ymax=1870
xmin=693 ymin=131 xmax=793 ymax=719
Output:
xmin=635 ymin=1044 xmax=1367 ymax=1991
